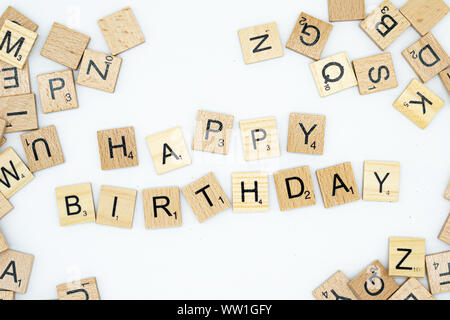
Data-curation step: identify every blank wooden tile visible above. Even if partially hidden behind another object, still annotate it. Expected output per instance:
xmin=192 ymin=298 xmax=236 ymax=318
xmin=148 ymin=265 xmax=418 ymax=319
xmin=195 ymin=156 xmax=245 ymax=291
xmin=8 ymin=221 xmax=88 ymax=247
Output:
xmin=328 ymin=0 xmax=365 ymax=22
xmin=232 ymin=172 xmax=269 ymax=213
xmin=0 ymin=93 xmax=38 ymax=133
xmin=286 ymin=12 xmax=333 ymax=60
xmin=239 ymin=117 xmax=280 ymax=161
xmin=0 ymin=60 xmax=30 ymax=97
xmin=182 ymin=172 xmax=230 ymax=223
xmin=389 ymin=278 xmax=435 ymax=300
xmin=389 ymin=237 xmax=425 ymax=277
xmin=57 ymin=277 xmax=100 ymax=300
xmin=0 ymin=20 xmax=37 ymax=69
xmin=40 ymin=22 xmax=90 ymax=69
xmin=400 ymin=0 xmax=449 ymax=36
xmin=98 ymin=7 xmax=145 ymax=55
xmin=402 ymin=33 xmax=449 ymax=83
xmin=0 ymin=6 xmax=38 ymax=32
xmin=0 ymin=249 xmax=34 ymax=293
xmin=0 ymin=290 xmax=14 ymax=300
xmin=0 ymin=231 xmax=7 ymax=253
xmin=316 ymin=162 xmax=360 ymax=208
xmin=238 ymin=22 xmax=283 ymax=64
xmin=439 ymin=67 xmax=450 ymax=94
xmin=360 ymin=0 xmax=410 ymax=50
xmin=77 ymin=50 xmax=122 ymax=93
xmin=310 ymin=52 xmax=357 ymax=97
xmin=0 ymin=191 xmax=13 ymax=219
xmin=363 ymin=161 xmax=400 ymax=202
xmin=143 ymin=187 xmax=181 ymax=229
xmin=37 ymin=69 xmax=78 ymax=113
xmin=425 ymin=251 xmax=450 ymax=295
xmin=96 ymin=185 xmax=136 ymax=229
xmin=273 ymin=166 xmax=315 ymax=211
xmin=55 ymin=183 xmax=95 ymax=226
xmin=20 ymin=125 xmax=65 ymax=172
xmin=287 ymin=112 xmax=325 ymax=155
xmin=146 ymin=127 xmax=191 ymax=175
xmin=312 ymin=271 xmax=358 ymax=300
xmin=192 ymin=110 xmax=234 ymax=155
xmin=393 ymin=79 xmax=444 ymax=129
xmin=97 ymin=126 xmax=138 ymax=170
xmin=0 ymin=147 xmax=33 ymax=198
xmin=439 ymin=214 xmax=450 ymax=244
xmin=353 ymin=53 xmax=398 ymax=95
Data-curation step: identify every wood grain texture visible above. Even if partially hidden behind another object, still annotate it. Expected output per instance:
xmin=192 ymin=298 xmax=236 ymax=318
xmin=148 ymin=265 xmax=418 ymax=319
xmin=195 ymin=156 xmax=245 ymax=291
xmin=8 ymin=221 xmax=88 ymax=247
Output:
xmin=55 ymin=183 xmax=95 ymax=226
xmin=239 ymin=116 xmax=280 ymax=161
xmin=0 ymin=230 xmax=7 ymax=253
xmin=97 ymin=126 xmax=138 ymax=170
xmin=0 ymin=93 xmax=38 ymax=133
xmin=0 ymin=118 xmax=5 ymax=141
xmin=0 ymin=146 xmax=33 ymax=198
xmin=0 ymin=6 xmax=38 ymax=32
xmin=388 ymin=237 xmax=425 ymax=277
xmin=388 ymin=278 xmax=435 ymax=300
xmin=362 ymin=160 xmax=400 ymax=202
xmin=312 ymin=270 xmax=358 ymax=300
xmin=0 ymin=290 xmax=14 ymax=300
xmin=0 ymin=249 xmax=34 ymax=293
xmin=439 ymin=67 xmax=450 ymax=94
xmin=438 ymin=213 xmax=450 ymax=244
xmin=37 ymin=69 xmax=78 ymax=113
xmin=96 ymin=185 xmax=136 ymax=229
xmin=425 ymin=251 xmax=450 ymax=294
xmin=0 ymin=191 xmax=13 ymax=219
xmin=0 ymin=60 xmax=31 ymax=97
xmin=287 ymin=112 xmax=325 ymax=155
xmin=0 ymin=20 xmax=37 ymax=68
xmin=328 ymin=0 xmax=365 ymax=22
xmin=57 ymin=277 xmax=100 ymax=300
xmin=143 ymin=187 xmax=181 ymax=229
xmin=232 ymin=172 xmax=269 ymax=212
xmin=400 ymin=0 xmax=449 ymax=36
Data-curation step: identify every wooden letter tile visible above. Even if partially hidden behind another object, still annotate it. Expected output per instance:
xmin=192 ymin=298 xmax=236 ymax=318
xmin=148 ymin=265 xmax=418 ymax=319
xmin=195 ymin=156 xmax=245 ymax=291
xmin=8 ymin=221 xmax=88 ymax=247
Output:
xmin=0 ymin=60 xmax=30 ymax=97
xmin=97 ymin=126 xmax=138 ymax=170
xmin=425 ymin=251 xmax=450 ymax=295
xmin=400 ymin=0 xmax=449 ymax=36
xmin=389 ymin=237 xmax=425 ymax=277
xmin=287 ymin=112 xmax=325 ymax=155
xmin=439 ymin=214 xmax=450 ymax=244
xmin=57 ymin=277 xmax=100 ymax=300
xmin=0 ymin=249 xmax=34 ymax=293
xmin=312 ymin=271 xmax=358 ymax=300
xmin=0 ymin=191 xmax=13 ymax=219
xmin=0 ymin=290 xmax=14 ymax=300
xmin=37 ymin=69 xmax=78 ymax=113
xmin=328 ymin=0 xmax=365 ymax=22
xmin=389 ymin=278 xmax=435 ymax=300
xmin=0 ymin=6 xmax=38 ymax=32
xmin=0 ymin=93 xmax=38 ymax=133
xmin=0 ymin=20 xmax=37 ymax=69
xmin=232 ymin=172 xmax=269 ymax=213
xmin=363 ymin=160 xmax=400 ymax=202
xmin=55 ymin=183 xmax=95 ymax=226
xmin=0 ymin=230 xmax=7 ymax=253
xmin=96 ymin=185 xmax=137 ymax=229
xmin=143 ymin=187 xmax=181 ymax=229
xmin=239 ymin=117 xmax=280 ymax=161
xmin=439 ymin=67 xmax=450 ymax=94
xmin=0 ymin=147 xmax=33 ymax=198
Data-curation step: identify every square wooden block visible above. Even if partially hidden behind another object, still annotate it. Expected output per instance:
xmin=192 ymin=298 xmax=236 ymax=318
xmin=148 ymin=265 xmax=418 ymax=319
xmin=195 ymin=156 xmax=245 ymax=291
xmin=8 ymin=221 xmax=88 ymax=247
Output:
xmin=0 ymin=60 xmax=31 ymax=97
xmin=0 ymin=290 xmax=14 ymax=300
xmin=239 ymin=117 xmax=280 ymax=161
xmin=57 ymin=277 xmax=100 ymax=300
xmin=349 ymin=260 xmax=399 ymax=300
xmin=310 ymin=52 xmax=357 ymax=97
xmin=400 ymin=0 xmax=449 ymax=36
xmin=97 ymin=126 xmax=138 ymax=170
xmin=363 ymin=161 xmax=400 ymax=202
xmin=360 ymin=0 xmax=410 ymax=51
xmin=98 ymin=7 xmax=145 ymax=55
xmin=286 ymin=12 xmax=333 ymax=60
xmin=0 ymin=93 xmax=38 ymax=133
xmin=287 ymin=112 xmax=326 ymax=155
xmin=425 ymin=251 xmax=450 ymax=295
xmin=192 ymin=110 xmax=234 ymax=155
xmin=40 ymin=22 xmax=90 ymax=69
xmin=0 ymin=20 xmax=37 ymax=69
xmin=0 ymin=147 xmax=33 ymax=198
xmin=20 ymin=125 xmax=65 ymax=172
xmin=0 ymin=191 xmax=13 ymax=219
xmin=0 ymin=231 xmax=7 ymax=253
xmin=402 ymin=33 xmax=449 ymax=83
xmin=439 ymin=67 xmax=450 ymax=94
xmin=316 ymin=162 xmax=360 ymax=208
xmin=146 ymin=127 xmax=191 ymax=175
xmin=353 ymin=52 xmax=398 ymax=95
xmin=439 ymin=213 xmax=450 ymax=244
xmin=37 ymin=69 xmax=78 ymax=113
xmin=96 ymin=185 xmax=136 ymax=229
xmin=0 ymin=249 xmax=34 ymax=293
xmin=389 ymin=237 xmax=425 ymax=277
xmin=389 ymin=278 xmax=435 ymax=300
xmin=238 ymin=22 xmax=283 ymax=64
xmin=393 ymin=79 xmax=444 ymax=129
xmin=232 ymin=172 xmax=269 ymax=213
xmin=55 ymin=183 xmax=95 ymax=226
xmin=328 ymin=0 xmax=365 ymax=22
xmin=143 ymin=187 xmax=181 ymax=229
xmin=312 ymin=271 xmax=358 ymax=300
xmin=273 ymin=166 xmax=316 ymax=211
xmin=77 ymin=50 xmax=122 ymax=93
xmin=182 ymin=172 xmax=230 ymax=223
xmin=0 ymin=6 xmax=38 ymax=32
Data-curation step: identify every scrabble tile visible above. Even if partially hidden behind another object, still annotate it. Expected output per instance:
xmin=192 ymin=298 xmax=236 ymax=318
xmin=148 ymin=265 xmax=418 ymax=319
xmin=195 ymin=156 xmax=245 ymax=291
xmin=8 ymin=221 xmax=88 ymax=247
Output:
xmin=389 ymin=278 xmax=435 ymax=300
xmin=57 ymin=277 xmax=100 ymax=300
xmin=0 ymin=230 xmax=7 ymax=253
xmin=40 ymin=22 xmax=90 ymax=69
xmin=0 ymin=20 xmax=37 ymax=69
xmin=402 ymin=33 xmax=449 ymax=83
xmin=439 ymin=67 xmax=450 ymax=94
xmin=0 ymin=6 xmax=38 ymax=32
xmin=286 ymin=12 xmax=333 ymax=60
xmin=239 ymin=117 xmax=280 ymax=161
xmin=37 ymin=69 xmax=78 ymax=113
xmin=273 ymin=166 xmax=316 ymax=211
xmin=182 ymin=172 xmax=230 ymax=223
xmin=0 ymin=147 xmax=33 ymax=198
xmin=96 ymin=185 xmax=137 ymax=229
xmin=312 ymin=271 xmax=358 ymax=300
xmin=393 ymin=79 xmax=444 ymax=129
xmin=232 ymin=172 xmax=269 ymax=213
xmin=77 ymin=50 xmax=122 ymax=93
xmin=400 ymin=0 xmax=449 ymax=36
xmin=425 ymin=251 xmax=450 ymax=295
xmin=143 ymin=187 xmax=181 ymax=229
xmin=0 ymin=93 xmax=38 ymax=133
xmin=0 ymin=191 xmax=13 ymax=219
xmin=192 ymin=110 xmax=234 ymax=155
xmin=55 ymin=183 xmax=95 ymax=226
xmin=238 ymin=22 xmax=283 ymax=64
xmin=363 ymin=161 xmax=400 ymax=202
xmin=0 ymin=249 xmax=34 ymax=293
xmin=439 ymin=213 xmax=450 ymax=244
xmin=348 ymin=260 xmax=399 ymax=300
xmin=146 ymin=127 xmax=191 ymax=175
xmin=287 ymin=112 xmax=326 ymax=155
xmin=98 ymin=7 xmax=145 ymax=55
xmin=389 ymin=237 xmax=425 ymax=277
xmin=20 ymin=125 xmax=65 ymax=172
xmin=310 ymin=52 xmax=357 ymax=97
xmin=328 ymin=0 xmax=365 ymax=22
xmin=360 ymin=0 xmax=410 ymax=51
xmin=353 ymin=53 xmax=398 ymax=95
xmin=97 ymin=126 xmax=138 ymax=170
xmin=316 ymin=162 xmax=360 ymax=208
xmin=0 ymin=60 xmax=30 ymax=97
xmin=0 ymin=290 xmax=14 ymax=300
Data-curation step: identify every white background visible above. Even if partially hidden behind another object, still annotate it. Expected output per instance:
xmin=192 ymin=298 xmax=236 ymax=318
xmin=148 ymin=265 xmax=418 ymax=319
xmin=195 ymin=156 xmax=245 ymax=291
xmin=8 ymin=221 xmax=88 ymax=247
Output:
xmin=0 ymin=0 xmax=449 ymax=300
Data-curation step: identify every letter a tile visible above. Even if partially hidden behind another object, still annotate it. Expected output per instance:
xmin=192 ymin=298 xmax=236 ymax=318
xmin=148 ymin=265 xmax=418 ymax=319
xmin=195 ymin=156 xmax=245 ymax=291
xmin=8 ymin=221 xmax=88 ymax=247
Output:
xmin=97 ymin=126 xmax=138 ymax=170
xmin=0 ymin=249 xmax=34 ymax=293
